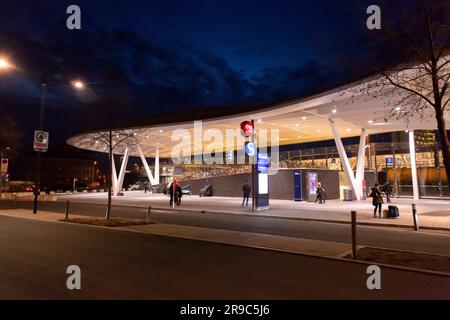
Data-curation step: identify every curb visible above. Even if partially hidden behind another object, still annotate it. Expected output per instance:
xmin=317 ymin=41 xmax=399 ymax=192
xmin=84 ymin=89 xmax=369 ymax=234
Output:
xmin=143 ymin=205 xmax=450 ymax=232
xmin=7 ymin=199 xmax=450 ymax=232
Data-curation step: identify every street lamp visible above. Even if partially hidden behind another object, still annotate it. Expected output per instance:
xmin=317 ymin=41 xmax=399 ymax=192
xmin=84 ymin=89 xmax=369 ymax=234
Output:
xmin=0 ymin=57 xmax=12 ymax=70
xmin=72 ymin=80 xmax=84 ymax=90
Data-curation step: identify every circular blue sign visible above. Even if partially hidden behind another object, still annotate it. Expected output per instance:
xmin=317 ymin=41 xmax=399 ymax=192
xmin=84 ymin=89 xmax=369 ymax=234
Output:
xmin=245 ymin=142 xmax=256 ymax=157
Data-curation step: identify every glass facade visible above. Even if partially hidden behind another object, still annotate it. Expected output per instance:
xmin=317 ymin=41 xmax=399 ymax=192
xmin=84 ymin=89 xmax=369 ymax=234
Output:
xmin=278 ymin=130 xmax=449 ymax=199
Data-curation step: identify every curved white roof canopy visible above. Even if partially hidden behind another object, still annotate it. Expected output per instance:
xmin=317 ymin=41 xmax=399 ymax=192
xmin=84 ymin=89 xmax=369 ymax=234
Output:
xmin=67 ymin=74 xmax=449 ymax=158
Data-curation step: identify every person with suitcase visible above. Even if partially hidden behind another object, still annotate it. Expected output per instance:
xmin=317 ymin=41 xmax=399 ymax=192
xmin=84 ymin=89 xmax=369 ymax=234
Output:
xmin=370 ymin=182 xmax=383 ymax=218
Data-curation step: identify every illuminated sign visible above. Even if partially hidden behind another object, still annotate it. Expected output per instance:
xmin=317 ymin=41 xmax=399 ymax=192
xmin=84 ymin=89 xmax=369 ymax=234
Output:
xmin=245 ymin=142 xmax=256 ymax=157
xmin=257 ymin=153 xmax=269 ymax=173
xmin=33 ymin=130 xmax=49 ymax=152
xmin=240 ymin=120 xmax=253 ymax=137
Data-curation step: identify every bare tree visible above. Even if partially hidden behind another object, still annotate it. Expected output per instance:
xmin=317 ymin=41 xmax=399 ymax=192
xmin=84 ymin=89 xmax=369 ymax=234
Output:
xmin=76 ymin=129 xmax=140 ymax=219
xmin=347 ymin=0 xmax=450 ymax=191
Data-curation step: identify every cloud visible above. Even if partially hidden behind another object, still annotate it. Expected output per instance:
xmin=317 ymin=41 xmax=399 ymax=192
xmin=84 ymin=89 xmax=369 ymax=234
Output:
xmin=0 ymin=11 xmax=361 ymax=140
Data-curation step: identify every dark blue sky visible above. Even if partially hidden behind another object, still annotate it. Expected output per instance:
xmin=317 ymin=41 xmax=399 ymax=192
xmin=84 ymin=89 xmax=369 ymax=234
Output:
xmin=0 ymin=0 xmax=388 ymax=146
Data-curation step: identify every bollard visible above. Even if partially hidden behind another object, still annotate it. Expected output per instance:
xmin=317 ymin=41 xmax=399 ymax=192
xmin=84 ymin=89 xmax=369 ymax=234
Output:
xmin=65 ymin=200 xmax=70 ymax=221
xmin=146 ymin=206 xmax=151 ymax=223
xmin=351 ymin=210 xmax=357 ymax=259
xmin=412 ymin=203 xmax=419 ymax=231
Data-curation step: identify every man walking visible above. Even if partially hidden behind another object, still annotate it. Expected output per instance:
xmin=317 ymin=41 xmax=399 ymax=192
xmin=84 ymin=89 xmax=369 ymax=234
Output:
xmin=381 ymin=181 xmax=392 ymax=203
xmin=169 ymin=182 xmax=174 ymax=207
xmin=241 ymin=180 xmax=251 ymax=207
xmin=144 ymin=182 xmax=148 ymax=194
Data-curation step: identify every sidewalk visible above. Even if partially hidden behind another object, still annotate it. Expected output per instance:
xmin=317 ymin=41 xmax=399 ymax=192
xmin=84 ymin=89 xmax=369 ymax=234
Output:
xmin=0 ymin=209 xmax=351 ymax=258
xmin=56 ymin=191 xmax=450 ymax=231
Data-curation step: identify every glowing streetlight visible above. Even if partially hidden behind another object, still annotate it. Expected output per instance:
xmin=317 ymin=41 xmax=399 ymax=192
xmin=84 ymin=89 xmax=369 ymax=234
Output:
xmin=72 ymin=80 xmax=84 ymax=89
xmin=0 ymin=58 xmax=12 ymax=70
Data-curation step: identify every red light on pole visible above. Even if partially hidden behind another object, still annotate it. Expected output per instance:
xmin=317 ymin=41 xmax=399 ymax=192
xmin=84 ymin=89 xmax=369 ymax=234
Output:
xmin=240 ymin=120 xmax=253 ymax=137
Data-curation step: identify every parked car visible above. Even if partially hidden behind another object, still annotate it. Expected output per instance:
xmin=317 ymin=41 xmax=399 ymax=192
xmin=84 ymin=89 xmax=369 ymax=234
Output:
xmin=7 ymin=181 xmax=35 ymax=193
xmin=181 ymin=184 xmax=192 ymax=195
xmin=199 ymin=184 xmax=213 ymax=197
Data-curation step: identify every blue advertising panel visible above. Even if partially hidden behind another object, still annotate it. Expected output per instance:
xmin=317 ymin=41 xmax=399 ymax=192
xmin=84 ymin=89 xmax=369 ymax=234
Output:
xmin=294 ymin=170 xmax=302 ymax=201
xmin=257 ymin=153 xmax=269 ymax=173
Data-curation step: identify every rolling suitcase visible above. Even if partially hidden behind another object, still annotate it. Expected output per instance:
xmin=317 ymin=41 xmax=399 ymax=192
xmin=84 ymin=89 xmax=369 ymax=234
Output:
xmin=388 ymin=205 xmax=399 ymax=218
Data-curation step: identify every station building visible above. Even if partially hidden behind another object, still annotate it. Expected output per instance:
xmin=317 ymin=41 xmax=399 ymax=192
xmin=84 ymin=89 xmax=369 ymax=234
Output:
xmin=67 ymin=69 xmax=450 ymax=201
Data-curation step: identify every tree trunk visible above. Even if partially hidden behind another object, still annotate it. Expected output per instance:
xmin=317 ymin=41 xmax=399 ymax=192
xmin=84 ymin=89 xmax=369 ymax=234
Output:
xmin=106 ymin=128 xmax=112 ymax=220
xmin=435 ymin=108 xmax=450 ymax=193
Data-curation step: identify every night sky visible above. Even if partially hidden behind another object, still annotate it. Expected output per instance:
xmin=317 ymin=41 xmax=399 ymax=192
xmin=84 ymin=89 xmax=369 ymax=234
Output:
xmin=0 ymin=0 xmax=397 ymax=149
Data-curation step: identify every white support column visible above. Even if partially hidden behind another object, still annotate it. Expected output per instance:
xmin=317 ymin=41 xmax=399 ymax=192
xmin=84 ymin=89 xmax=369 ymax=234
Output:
xmin=137 ymin=145 xmax=156 ymax=185
xmin=329 ymin=118 xmax=360 ymax=200
xmin=115 ymin=147 xmax=129 ymax=196
xmin=111 ymin=155 xmax=118 ymax=194
xmin=409 ymin=130 xmax=419 ymax=200
xmin=355 ymin=128 xmax=367 ymax=199
xmin=155 ymin=145 xmax=160 ymax=185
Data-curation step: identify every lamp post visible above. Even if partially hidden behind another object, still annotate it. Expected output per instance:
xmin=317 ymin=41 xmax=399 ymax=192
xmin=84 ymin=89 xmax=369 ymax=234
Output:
xmin=32 ymin=75 xmax=46 ymax=214
xmin=32 ymin=77 xmax=85 ymax=214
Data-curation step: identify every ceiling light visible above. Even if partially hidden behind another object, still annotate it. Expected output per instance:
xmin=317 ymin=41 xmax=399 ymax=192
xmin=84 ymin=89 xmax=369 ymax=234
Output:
xmin=302 ymin=116 xmax=307 ymax=120
xmin=368 ymin=120 xmax=374 ymax=124
xmin=257 ymin=119 xmax=262 ymax=123
xmin=332 ymin=108 xmax=337 ymax=114
xmin=346 ymin=128 xmax=351 ymax=132
xmin=295 ymin=123 xmax=299 ymax=127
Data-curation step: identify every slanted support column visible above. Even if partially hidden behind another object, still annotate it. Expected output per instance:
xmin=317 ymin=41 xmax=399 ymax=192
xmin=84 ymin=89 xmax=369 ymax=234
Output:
xmin=137 ymin=145 xmax=156 ymax=185
xmin=409 ymin=130 xmax=419 ymax=200
xmin=114 ymin=147 xmax=129 ymax=196
xmin=329 ymin=118 xmax=360 ymax=200
xmin=111 ymin=155 xmax=118 ymax=194
xmin=155 ymin=145 xmax=160 ymax=185
xmin=355 ymin=128 xmax=367 ymax=199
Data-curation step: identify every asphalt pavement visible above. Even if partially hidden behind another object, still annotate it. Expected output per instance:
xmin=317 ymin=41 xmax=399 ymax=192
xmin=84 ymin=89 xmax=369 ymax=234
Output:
xmin=0 ymin=215 xmax=449 ymax=299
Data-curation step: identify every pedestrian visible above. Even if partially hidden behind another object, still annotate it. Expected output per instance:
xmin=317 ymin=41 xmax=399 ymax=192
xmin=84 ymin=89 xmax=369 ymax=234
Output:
xmin=241 ymin=180 xmax=251 ymax=207
xmin=315 ymin=182 xmax=326 ymax=204
xmin=381 ymin=181 xmax=392 ymax=203
xmin=175 ymin=185 xmax=182 ymax=206
xmin=370 ymin=182 xmax=383 ymax=218
xmin=169 ymin=182 xmax=174 ymax=207
xmin=144 ymin=182 xmax=148 ymax=194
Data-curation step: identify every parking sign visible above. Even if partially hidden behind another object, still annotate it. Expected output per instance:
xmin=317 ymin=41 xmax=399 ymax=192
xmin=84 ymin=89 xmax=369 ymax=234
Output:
xmin=33 ymin=130 xmax=49 ymax=152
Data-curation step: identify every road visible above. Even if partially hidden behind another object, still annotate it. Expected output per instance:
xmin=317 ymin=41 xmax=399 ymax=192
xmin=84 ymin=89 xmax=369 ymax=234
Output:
xmin=0 ymin=215 xmax=449 ymax=299
xmin=2 ymin=200 xmax=450 ymax=256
